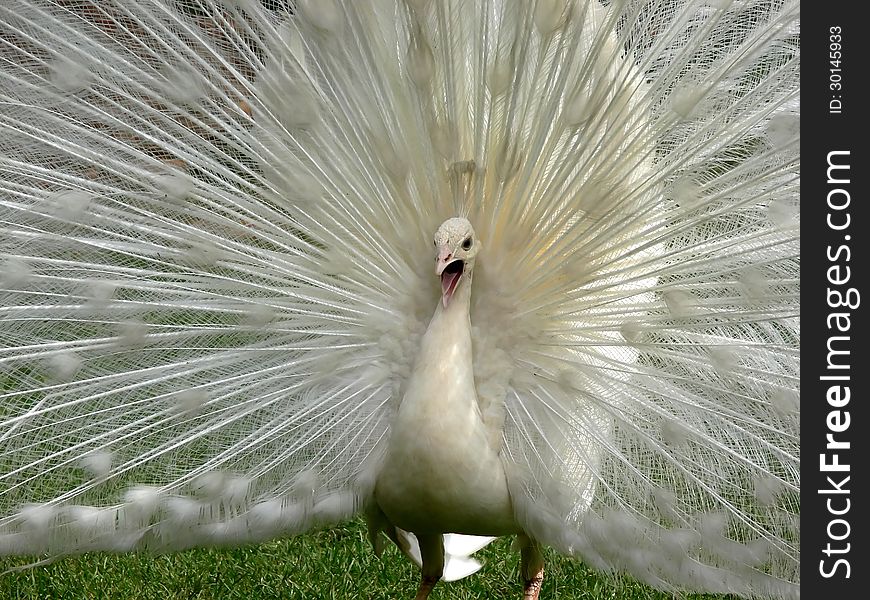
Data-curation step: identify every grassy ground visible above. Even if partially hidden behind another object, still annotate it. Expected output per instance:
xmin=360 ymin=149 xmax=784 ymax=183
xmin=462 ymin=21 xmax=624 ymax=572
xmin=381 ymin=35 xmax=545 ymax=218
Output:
xmin=0 ymin=519 xmax=731 ymax=600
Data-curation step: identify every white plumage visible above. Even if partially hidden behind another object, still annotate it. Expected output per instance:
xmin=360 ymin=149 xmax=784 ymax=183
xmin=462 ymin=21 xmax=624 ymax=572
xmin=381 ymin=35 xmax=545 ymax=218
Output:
xmin=0 ymin=1 xmax=799 ymax=598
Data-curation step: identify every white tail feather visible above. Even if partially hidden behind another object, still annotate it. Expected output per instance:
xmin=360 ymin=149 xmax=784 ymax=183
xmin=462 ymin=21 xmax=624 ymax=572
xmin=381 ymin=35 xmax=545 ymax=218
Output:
xmin=443 ymin=534 xmax=497 ymax=557
xmin=396 ymin=531 xmax=491 ymax=582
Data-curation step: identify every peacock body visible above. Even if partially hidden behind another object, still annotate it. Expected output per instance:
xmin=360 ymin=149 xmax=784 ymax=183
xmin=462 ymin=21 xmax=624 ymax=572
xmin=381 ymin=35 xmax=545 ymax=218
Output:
xmin=1 ymin=1 xmax=799 ymax=598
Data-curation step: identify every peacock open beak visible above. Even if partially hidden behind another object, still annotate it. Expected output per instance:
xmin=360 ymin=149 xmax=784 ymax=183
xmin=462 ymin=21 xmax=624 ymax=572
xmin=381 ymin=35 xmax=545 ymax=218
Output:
xmin=436 ymin=247 xmax=464 ymax=308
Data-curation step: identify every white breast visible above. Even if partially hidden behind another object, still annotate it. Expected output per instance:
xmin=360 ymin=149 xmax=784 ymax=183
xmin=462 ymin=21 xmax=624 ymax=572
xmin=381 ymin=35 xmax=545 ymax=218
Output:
xmin=374 ymin=296 xmax=517 ymax=536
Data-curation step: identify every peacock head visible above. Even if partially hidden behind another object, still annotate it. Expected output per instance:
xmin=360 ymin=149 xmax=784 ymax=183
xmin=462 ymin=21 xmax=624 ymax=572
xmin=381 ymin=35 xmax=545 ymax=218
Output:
xmin=434 ymin=217 xmax=478 ymax=308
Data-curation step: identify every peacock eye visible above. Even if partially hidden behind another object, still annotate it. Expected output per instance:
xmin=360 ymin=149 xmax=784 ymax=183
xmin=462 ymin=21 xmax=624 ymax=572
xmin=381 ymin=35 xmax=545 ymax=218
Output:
xmin=461 ymin=237 xmax=472 ymax=250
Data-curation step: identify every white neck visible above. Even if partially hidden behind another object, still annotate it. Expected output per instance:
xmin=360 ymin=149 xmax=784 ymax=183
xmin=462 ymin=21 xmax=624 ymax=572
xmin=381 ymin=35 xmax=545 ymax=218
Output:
xmin=376 ymin=264 xmax=516 ymax=535
xmin=399 ymin=268 xmax=478 ymax=419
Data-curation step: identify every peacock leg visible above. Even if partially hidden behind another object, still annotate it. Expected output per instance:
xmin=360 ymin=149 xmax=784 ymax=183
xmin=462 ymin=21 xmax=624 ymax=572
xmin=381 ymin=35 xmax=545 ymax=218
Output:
xmin=519 ymin=535 xmax=545 ymax=600
xmin=413 ymin=533 xmax=444 ymax=600
xmin=522 ymin=567 xmax=544 ymax=600
xmin=414 ymin=574 xmax=440 ymax=600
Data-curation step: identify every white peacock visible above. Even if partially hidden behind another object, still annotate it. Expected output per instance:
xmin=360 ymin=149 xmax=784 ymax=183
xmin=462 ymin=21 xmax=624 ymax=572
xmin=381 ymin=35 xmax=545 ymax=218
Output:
xmin=0 ymin=1 xmax=799 ymax=599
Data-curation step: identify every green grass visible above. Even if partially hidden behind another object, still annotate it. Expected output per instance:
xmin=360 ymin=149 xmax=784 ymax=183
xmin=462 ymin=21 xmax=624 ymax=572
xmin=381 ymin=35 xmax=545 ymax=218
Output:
xmin=0 ymin=519 xmax=732 ymax=600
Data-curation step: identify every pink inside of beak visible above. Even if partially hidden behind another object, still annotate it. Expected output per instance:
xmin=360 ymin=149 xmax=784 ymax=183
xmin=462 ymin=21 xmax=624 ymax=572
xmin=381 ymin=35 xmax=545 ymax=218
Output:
xmin=440 ymin=261 xmax=463 ymax=307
